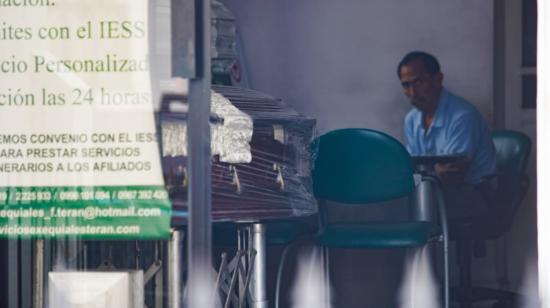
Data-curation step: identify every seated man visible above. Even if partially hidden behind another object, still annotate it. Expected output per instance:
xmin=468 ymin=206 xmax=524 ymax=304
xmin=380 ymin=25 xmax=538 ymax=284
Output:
xmin=397 ymin=51 xmax=497 ymax=220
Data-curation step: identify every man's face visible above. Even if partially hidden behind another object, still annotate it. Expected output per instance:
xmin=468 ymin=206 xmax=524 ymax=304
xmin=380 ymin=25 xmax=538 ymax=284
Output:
xmin=399 ymin=59 xmax=443 ymax=112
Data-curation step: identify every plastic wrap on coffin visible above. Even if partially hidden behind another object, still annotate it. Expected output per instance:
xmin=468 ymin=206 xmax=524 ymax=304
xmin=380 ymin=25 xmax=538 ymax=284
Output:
xmin=158 ymin=85 xmax=317 ymax=225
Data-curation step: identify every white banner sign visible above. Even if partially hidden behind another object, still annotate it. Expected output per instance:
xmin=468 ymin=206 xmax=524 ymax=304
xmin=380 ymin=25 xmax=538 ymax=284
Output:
xmin=0 ymin=0 xmax=171 ymax=238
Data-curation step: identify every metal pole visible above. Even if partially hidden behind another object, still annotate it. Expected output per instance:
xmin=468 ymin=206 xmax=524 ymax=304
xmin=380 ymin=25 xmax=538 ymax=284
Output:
xmin=33 ymin=239 xmax=44 ymax=308
xmin=249 ymin=224 xmax=268 ymax=308
xmin=187 ymin=0 xmax=212 ymax=307
xmin=8 ymin=239 xmax=18 ymax=308
xmin=169 ymin=230 xmax=184 ymax=308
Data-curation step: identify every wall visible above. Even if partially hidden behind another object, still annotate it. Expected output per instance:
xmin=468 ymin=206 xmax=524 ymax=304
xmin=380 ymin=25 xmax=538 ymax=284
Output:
xmin=223 ymin=0 xmax=493 ymax=141
xmin=221 ymin=0 xmax=494 ymax=307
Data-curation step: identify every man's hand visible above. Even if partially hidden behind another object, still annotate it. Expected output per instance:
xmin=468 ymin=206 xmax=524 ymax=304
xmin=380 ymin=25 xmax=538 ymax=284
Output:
xmin=434 ymin=158 xmax=469 ymax=186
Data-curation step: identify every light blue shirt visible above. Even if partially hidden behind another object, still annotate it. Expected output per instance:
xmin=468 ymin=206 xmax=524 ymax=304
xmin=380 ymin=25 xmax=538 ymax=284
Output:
xmin=404 ymin=88 xmax=496 ymax=184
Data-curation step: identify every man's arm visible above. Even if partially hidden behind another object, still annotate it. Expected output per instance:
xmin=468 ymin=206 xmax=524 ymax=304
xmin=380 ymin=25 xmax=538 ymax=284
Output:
xmin=435 ymin=158 xmax=469 ymax=185
xmin=436 ymin=114 xmax=479 ymax=185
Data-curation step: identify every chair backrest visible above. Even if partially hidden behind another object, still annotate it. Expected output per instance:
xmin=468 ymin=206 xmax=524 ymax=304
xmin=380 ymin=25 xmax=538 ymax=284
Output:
xmin=488 ymin=130 xmax=532 ymax=231
xmin=492 ymin=130 xmax=532 ymax=174
xmin=311 ymin=128 xmax=415 ymax=204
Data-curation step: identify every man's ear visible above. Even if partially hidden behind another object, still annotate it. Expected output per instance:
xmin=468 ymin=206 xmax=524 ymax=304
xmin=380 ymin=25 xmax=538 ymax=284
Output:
xmin=435 ymin=72 xmax=444 ymax=85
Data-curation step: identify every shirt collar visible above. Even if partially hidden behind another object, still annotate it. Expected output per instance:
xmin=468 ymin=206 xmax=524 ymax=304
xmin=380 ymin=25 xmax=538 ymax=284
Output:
xmin=429 ymin=88 xmax=449 ymax=128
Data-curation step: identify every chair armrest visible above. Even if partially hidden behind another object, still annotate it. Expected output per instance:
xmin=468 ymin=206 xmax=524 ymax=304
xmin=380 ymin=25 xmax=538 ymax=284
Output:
xmin=420 ymin=174 xmax=450 ymax=308
xmin=420 ymin=174 xmax=449 ymax=236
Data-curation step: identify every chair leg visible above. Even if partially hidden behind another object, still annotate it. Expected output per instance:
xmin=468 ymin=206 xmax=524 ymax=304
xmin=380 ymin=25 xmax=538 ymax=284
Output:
xmin=457 ymin=239 xmax=473 ymax=308
xmin=322 ymin=246 xmax=331 ymax=308
xmin=275 ymin=244 xmax=292 ymax=308
xmin=406 ymin=245 xmax=448 ymax=308
xmin=442 ymin=234 xmax=450 ymax=308
xmin=432 ymin=177 xmax=450 ymax=308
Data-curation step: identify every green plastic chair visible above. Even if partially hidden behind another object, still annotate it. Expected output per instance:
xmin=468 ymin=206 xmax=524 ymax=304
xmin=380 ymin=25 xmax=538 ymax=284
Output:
xmin=312 ymin=128 xmax=449 ymax=307
xmin=450 ymin=130 xmax=532 ymax=308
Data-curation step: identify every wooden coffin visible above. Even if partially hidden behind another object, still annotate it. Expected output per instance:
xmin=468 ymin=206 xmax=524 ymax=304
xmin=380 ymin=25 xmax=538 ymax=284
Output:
xmin=158 ymin=85 xmax=317 ymax=224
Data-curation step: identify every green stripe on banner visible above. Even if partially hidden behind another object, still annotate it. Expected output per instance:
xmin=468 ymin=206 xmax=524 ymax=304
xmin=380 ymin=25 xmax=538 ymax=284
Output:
xmin=0 ymin=186 xmax=172 ymax=239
